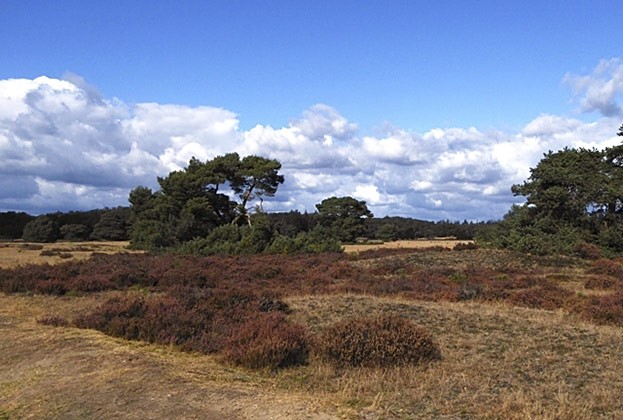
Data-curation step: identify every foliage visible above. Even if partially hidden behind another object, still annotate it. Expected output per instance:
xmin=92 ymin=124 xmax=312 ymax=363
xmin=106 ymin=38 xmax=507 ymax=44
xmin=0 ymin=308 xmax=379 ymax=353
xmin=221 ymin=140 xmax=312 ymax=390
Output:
xmin=22 ymin=216 xmax=60 ymax=242
xmin=314 ymin=315 xmax=441 ymax=367
xmin=90 ymin=208 xmax=130 ymax=240
xmin=316 ymin=196 xmax=373 ymax=243
xmin=129 ymin=153 xmax=284 ymax=250
xmin=60 ymin=224 xmax=89 ymax=241
xmin=0 ymin=211 xmax=34 ymax=239
xmin=486 ymin=135 xmax=623 ymax=255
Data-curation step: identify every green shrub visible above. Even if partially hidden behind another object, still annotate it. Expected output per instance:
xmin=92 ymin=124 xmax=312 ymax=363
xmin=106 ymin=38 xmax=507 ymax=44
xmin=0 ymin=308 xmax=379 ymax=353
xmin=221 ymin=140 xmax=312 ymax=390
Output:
xmin=22 ymin=216 xmax=59 ymax=243
xmin=314 ymin=315 xmax=441 ymax=368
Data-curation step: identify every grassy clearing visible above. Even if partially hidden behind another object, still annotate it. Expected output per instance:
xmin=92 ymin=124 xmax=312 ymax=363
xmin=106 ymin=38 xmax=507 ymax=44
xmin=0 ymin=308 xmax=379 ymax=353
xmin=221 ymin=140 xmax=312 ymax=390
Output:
xmin=343 ymin=239 xmax=472 ymax=253
xmin=0 ymin=241 xmax=136 ymax=268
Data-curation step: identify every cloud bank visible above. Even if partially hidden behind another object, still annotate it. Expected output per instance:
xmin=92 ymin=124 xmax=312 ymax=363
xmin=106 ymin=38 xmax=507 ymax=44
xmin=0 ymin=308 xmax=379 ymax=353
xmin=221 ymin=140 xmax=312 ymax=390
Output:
xmin=1 ymin=59 xmax=622 ymax=220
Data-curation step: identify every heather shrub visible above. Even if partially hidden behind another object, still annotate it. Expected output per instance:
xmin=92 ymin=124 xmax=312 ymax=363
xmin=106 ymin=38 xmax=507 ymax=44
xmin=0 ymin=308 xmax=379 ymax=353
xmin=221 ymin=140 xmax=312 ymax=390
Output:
xmin=457 ymin=283 xmax=484 ymax=301
xmin=314 ymin=315 xmax=441 ymax=368
xmin=574 ymin=242 xmax=602 ymax=260
xmin=222 ymin=312 xmax=309 ymax=370
xmin=575 ymin=292 xmax=623 ymax=326
xmin=37 ymin=314 xmax=70 ymax=327
xmin=34 ymin=279 xmax=68 ymax=296
xmin=453 ymin=242 xmax=480 ymax=251
xmin=584 ymin=275 xmax=618 ymax=290
xmin=74 ymin=294 xmax=148 ymax=340
xmin=506 ymin=282 xmax=574 ymax=310
xmin=589 ymin=259 xmax=623 ymax=278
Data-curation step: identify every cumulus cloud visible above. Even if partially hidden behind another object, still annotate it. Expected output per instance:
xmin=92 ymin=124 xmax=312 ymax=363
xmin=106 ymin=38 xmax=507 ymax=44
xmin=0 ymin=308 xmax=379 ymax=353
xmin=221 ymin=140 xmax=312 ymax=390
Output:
xmin=564 ymin=58 xmax=623 ymax=117
xmin=1 ymin=67 xmax=622 ymax=220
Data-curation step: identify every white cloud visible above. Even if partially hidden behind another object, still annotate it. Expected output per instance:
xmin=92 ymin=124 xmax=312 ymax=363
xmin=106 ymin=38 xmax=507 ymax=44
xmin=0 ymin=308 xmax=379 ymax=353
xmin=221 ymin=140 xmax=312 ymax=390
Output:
xmin=564 ymin=58 xmax=623 ymax=117
xmin=0 ymin=65 xmax=622 ymax=220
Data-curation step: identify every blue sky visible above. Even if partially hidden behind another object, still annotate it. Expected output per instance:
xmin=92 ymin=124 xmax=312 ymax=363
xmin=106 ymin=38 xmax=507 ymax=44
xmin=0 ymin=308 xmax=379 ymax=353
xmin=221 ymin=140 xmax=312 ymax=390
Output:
xmin=1 ymin=1 xmax=622 ymax=220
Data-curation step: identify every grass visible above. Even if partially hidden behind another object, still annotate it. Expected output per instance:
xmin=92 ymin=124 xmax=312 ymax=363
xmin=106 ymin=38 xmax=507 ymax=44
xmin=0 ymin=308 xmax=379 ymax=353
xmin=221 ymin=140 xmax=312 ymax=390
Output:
xmin=343 ymin=239 xmax=472 ymax=253
xmin=2 ymin=242 xmax=623 ymax=418
xmin=4 ymin=292 xmax=622 ymax=418
xmin=0 ymin=241 xmax=137 ymax=268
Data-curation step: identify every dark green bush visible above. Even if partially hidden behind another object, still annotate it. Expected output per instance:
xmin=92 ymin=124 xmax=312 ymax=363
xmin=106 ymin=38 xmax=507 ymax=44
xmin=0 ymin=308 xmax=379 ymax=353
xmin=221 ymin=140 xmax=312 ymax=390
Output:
xmin=60 ymin=224 xmax=89 ymax=241
xmin=315 ymin=315 xmax=441 ymax=368
xmin=22 ymin=216 xmax=60 ymax=243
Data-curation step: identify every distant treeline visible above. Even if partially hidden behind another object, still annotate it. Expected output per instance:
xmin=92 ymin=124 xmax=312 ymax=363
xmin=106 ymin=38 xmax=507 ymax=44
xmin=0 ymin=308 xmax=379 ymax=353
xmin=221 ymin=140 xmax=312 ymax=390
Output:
xmin=0 ymin=208 xmax=492 ymax=243
xmin=0 ymin=207 xmax=130 ymax=242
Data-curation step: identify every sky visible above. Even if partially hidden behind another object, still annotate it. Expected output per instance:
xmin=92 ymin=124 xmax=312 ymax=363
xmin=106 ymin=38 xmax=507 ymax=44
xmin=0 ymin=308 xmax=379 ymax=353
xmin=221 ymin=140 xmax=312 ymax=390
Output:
xmin=1 ymin=1 xmax=622 ymax=220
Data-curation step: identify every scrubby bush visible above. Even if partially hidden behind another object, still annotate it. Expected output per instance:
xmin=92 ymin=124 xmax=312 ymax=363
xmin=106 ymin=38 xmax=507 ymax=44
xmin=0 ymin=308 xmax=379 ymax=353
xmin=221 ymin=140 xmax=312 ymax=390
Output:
xmin=222 ymin=312 xmax=309 ymax=370
xmin=314 ymin=315 xmax=441 ymax=368
xmin=575 ymin=292 xmax=623 ymax=326
xmin=505 ymin=282 xmax=574 ymax=310
xmin=574 ymin=242 xmax=602 ymax=260
xmin=584 ymin=275 xmax=618 ymax=290
xmin=589 ymin=258 xmax=623 ymax=278
xmin=37 ymin=314 xmax=70 ymax=327
xmin=453 ymin=242 xmax=480 ymax=251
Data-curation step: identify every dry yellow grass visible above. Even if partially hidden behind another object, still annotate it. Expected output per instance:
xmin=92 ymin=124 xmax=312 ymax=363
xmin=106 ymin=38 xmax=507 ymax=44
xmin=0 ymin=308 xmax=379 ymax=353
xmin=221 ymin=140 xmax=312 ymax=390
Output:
xmin=2 ymin=290 xmax=623 ymax=418
xmin=283 ymin=295 xmax=623 ymax=418
xmin=0 ymin=241 xmax=139 ymax=268
xmin=343 ymin=239 xmax=472 ymax=253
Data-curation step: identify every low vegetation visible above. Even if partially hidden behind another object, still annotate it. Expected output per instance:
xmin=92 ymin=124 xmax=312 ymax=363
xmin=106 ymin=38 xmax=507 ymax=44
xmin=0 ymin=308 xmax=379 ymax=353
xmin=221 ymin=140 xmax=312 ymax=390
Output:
xmin=2 ymin=244 xmax=623 ymax=417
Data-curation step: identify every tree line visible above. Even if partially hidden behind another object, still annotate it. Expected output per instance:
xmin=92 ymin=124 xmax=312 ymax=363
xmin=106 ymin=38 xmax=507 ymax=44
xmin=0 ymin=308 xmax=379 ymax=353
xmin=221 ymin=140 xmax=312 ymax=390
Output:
xmin=0 ymin=154 xmax=489 ymax=249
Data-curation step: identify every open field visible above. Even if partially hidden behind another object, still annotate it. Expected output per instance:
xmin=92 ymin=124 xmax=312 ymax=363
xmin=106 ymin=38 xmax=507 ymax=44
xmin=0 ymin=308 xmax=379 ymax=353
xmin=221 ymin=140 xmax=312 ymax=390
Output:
xmin=2 ymin=245 xmax=623 ymax=418
xmin=0 ymin=241 xmax=136 ymax=268
xmin=343 ymin=239 xmax=471 ymax=253
xmin=0 ymin=240 xmax=464 ymax=269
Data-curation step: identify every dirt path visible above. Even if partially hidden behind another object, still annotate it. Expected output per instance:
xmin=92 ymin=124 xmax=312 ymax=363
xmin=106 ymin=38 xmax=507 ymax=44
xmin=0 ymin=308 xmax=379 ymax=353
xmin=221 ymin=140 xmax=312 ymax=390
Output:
xmin=0 ymin=294 xmax=335 ymax=419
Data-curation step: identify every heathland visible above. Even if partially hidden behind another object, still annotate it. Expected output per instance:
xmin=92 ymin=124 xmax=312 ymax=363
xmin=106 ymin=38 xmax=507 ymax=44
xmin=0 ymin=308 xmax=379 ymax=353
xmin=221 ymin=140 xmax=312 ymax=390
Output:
xmin=2 ymin=240 xmax=623 ymax=419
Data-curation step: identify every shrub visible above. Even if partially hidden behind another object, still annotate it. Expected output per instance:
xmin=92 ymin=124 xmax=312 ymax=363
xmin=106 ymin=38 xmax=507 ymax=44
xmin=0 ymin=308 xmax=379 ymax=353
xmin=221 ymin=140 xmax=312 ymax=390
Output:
xmin=222 ymin=312 xmax=309 ymax=370
xmin=34 ymin=279 xmax=68 ymax=296
xmin=453 ymin=242 xmax=480 ymax=251
xmin=315 ymin=315 xmax=441 ymax=368
xmin=37 ymin=315 xmax=70 ymax=327
xmin=589 ymin=259 xmax=623 ymax=278
xmin=584 ymin=275 xmax=618 ymax=290
xmin=75 ymin=294 xmax=148 ymax=340
xmin=575 ymin=292 xmax=623 ymax=326
xmin=574 ymin=242 xmax=602 ymax=260
xmin=506 ymin=283 xmax=574 ymax=310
